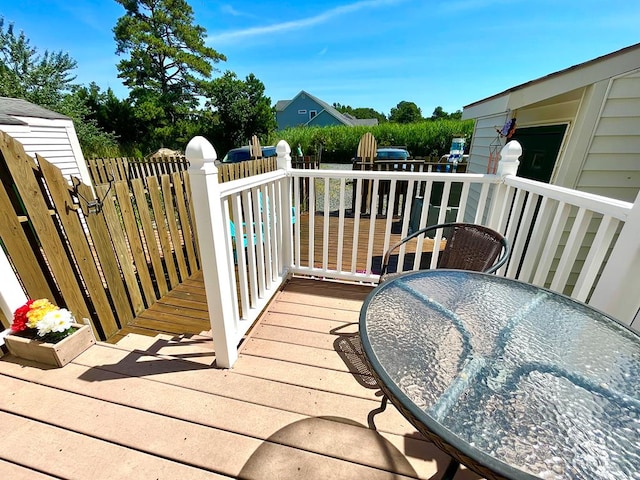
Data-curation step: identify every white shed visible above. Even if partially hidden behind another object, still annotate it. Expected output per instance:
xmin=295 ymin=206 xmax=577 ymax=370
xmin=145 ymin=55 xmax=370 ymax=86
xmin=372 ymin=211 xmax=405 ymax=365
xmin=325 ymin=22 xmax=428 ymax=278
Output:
xmin=0 ymin=97 xmax=92 ymax=186
xmin=463 ymin=43 xmax=640 ymax=203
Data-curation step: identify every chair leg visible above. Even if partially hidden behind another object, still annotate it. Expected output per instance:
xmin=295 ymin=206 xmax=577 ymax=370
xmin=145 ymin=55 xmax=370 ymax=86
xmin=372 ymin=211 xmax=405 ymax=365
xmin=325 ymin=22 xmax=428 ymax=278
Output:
xmin=367 ymin=393 xmax=389 ymax=429
xmin=441 ymin=458 xmax=460 ymax=480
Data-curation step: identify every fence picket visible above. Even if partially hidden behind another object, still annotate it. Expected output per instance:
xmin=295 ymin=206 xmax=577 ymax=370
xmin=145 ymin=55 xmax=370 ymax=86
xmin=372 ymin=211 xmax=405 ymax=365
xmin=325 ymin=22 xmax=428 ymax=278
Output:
xmin=99 ymin=184 xmax=145 ymax=315
xmin=172 ymin=172 xmax=197 ymax=274
xmin=37 ymin=155 xmax=118 ymax=337
xmin=161 ymin=174 xmax=188 ymax=280
xmin=131 ymin=178 xmax=169 ymax=297
xmin=75 ymin=179 xmax=134 ymax=327
xmin=114 ymin=181 xmax=157 ymax=306
xmin=183 ymin=173 xmax=200 ymax=259
xmin=0 ymin=132 xmax=92 ymax=323
xmin=147 ymin=176 xmax=180 ymax=289
xmin=0 ymin=168 xmax=54 ymax=300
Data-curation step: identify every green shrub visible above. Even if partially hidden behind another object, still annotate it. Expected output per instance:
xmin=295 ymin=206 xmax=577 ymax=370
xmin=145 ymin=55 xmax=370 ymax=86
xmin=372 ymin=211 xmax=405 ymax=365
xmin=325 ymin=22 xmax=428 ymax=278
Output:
xmin=268 ymin=119 xmax=474 ymax=163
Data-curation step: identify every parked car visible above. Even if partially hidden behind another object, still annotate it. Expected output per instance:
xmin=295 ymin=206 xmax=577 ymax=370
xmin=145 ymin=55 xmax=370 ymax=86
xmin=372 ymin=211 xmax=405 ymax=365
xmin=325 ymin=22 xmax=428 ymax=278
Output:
xmin=218 ymin=145 xmax=277 ymax=164
xmin=375 ymin=147 xmax=409 ymax=160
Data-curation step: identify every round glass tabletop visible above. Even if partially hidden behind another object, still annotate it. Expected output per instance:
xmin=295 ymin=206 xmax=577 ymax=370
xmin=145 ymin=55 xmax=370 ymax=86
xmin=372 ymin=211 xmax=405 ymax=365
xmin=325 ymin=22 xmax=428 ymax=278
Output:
xmin=360 ymin=270 xmax=640 ymax=480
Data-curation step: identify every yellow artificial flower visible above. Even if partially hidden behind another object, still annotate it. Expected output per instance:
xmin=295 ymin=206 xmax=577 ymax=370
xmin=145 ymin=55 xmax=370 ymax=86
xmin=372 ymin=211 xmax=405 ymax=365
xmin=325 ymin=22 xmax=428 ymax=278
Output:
xmin=26 ymin=299 xmax=58 ymax=328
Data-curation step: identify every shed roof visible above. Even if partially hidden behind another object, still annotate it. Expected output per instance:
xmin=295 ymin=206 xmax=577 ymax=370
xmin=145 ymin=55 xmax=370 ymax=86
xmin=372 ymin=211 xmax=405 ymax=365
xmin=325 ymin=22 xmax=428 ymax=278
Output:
xmin=463 ymin=42 xmax=640 ymax=117
xmin=0 ymin=97 xmax=69 ymax=122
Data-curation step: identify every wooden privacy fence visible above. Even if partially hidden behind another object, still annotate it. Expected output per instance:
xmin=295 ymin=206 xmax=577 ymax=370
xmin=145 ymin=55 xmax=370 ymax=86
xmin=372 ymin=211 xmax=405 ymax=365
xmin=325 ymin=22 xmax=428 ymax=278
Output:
xmin=87 ymin=155 xmax=189 ymax=185
xmin=0 ymin=132 xmax=199 ymax=339
xmin=218 ymin=156 xmax=277 ymax=182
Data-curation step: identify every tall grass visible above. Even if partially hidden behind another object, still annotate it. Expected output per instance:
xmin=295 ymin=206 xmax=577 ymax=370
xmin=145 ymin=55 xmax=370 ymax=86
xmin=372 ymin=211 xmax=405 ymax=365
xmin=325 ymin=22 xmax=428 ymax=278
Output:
xmin=268 ymin=119 xmax=474 ymax=163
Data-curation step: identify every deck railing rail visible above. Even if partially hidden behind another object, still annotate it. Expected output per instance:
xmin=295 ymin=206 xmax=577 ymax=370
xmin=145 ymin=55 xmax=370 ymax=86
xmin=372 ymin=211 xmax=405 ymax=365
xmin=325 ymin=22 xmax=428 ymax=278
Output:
xmin=186 ymin=137 xmax=639 ymax=368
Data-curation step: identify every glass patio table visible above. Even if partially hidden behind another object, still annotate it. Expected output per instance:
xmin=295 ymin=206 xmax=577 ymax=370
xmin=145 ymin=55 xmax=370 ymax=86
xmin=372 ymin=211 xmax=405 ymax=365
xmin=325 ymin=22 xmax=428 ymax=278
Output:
xmin=359 ymin=270 xmax=640 ymax=480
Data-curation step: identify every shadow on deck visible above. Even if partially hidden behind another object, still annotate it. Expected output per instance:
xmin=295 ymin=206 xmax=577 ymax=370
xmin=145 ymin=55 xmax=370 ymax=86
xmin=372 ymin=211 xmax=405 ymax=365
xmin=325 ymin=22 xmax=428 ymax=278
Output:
xmin=0 ymin=275 xmax=479 ymax=479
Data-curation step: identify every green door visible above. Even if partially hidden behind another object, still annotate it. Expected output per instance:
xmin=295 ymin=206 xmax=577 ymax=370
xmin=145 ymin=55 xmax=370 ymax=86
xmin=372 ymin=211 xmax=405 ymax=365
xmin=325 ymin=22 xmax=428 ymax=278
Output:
xmin=509 ymin=124 xmax=567 ymax=183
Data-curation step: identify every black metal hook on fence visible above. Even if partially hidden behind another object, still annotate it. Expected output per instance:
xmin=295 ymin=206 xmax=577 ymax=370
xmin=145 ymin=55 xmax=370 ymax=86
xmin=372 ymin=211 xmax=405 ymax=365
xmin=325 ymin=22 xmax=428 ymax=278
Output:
xmin=73 ymin=172 xmax=115 ymax=215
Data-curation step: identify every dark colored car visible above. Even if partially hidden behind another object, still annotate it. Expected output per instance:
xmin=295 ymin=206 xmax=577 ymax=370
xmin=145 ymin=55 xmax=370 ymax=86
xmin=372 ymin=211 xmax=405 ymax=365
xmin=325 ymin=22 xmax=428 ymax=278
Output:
xmin=220 ymin=145 xmax=277 ymax=164
xmin=376 ymin=148 xmax=409 ymax=160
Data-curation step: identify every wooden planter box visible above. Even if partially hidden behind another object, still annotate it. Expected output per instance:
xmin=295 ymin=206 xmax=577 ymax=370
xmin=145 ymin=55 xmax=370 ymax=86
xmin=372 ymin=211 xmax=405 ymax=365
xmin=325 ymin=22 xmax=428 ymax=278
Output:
xmin=5 ymin=324 xmax=96 ymax=367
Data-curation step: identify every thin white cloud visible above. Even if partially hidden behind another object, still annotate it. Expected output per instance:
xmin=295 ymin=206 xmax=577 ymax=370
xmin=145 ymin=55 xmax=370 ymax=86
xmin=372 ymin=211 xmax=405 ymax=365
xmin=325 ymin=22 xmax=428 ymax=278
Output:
xmin=220 ymin=4 xmax=256 ymax=18
xmin=208 ymin=0 xmax=404 ymax=44
xmin=318 ymin=47 xmax=328 ymax=56
xmin=220 ymin=5 xmax=243 ymax=16
xmin=437 ymin=0 xmax=515 ymax=14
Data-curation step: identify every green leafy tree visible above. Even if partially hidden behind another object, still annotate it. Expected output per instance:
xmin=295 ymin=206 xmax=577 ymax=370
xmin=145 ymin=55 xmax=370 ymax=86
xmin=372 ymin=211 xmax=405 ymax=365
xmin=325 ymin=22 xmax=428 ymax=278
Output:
xmin=389 ymin=101 xmax=422 ymax=124
xmin=0 ymin=19 xmax=118 ymax=156
xmin=74 ymin=83 xmax=141 ymax=152
xmin=333 ymin=103 xmax=386 ymax=123
xmin=113 ymin=0 xmax=226 ymax=148
xmin=0 ymin=18 xmax=77 ymax=107
xmin=204 ymin=71 xmax=276 ymax=153
xmin=430 ymin=106 xmax=463 ymax=121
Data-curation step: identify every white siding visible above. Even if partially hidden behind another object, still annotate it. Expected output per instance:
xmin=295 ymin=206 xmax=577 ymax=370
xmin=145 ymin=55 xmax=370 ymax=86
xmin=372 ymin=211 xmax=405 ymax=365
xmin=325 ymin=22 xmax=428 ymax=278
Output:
xmin=578 ymin=70 xmax=640 ymax=202
xmin=466 ymin=113 xmax=509 ymax=174
xmin=0 ymin=117 xmax=92 ymax=186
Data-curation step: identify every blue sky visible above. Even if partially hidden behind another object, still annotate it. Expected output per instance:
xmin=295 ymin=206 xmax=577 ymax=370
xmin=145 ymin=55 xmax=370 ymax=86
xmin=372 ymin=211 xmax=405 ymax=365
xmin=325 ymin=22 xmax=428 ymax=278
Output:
xmin=3 ymin=0 xmax=639 ymax=117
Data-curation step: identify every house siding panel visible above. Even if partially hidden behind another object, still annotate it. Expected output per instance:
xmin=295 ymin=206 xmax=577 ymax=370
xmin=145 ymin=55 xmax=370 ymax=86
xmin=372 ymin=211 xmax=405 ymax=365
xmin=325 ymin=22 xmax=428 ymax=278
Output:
xmin=276 ymin=94 xmax=335 ymax=129
xmin=578 ymin=70 xmax=640 ymax=202
xmin=0 ymin=120 xmax=89 ymax=185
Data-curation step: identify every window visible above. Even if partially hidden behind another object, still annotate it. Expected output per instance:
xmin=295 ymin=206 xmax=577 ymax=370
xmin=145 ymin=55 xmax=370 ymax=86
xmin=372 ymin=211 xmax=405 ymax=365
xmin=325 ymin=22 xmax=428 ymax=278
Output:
xmin=298 ymin=109 xmax=307 ymax=114
xmin=309 ymin=110 xmax=317 ymax=120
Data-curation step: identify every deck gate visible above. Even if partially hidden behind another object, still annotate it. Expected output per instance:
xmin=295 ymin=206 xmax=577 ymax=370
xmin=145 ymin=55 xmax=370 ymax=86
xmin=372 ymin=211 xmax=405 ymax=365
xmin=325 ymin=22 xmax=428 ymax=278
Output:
xmin=0 ymin=132 xmax=199 ymax=338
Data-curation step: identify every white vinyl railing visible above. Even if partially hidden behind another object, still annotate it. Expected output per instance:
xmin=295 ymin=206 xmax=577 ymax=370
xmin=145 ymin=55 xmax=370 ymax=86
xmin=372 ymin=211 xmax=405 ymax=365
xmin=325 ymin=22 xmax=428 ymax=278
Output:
xmin=187 ymin=137 xmax=639 ymax=367
xmin=187 ymin=138 xmax=292 ymax=367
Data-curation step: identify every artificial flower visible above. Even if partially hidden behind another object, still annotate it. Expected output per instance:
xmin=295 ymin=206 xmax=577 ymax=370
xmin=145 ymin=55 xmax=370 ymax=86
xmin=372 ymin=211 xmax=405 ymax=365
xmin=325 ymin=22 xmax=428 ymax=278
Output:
xmin=11 ymin=299 xmax=76 ymax=343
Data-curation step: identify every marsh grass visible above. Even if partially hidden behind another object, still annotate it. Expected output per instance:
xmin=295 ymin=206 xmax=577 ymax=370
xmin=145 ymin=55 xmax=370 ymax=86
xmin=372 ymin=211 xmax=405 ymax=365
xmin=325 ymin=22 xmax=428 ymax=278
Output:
xmin=269 ymin=119 xmax=474 ymax=163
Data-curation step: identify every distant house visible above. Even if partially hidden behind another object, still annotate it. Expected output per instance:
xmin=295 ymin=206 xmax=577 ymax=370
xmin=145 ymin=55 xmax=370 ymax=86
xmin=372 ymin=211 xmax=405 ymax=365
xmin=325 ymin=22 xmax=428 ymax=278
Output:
xmin=0 ymin=97 xmax=92 ymax=187
xmin=275 ymin=91 xmax=378 ymax=130
xmin=462 ymin=43 xmax=640 ymax=203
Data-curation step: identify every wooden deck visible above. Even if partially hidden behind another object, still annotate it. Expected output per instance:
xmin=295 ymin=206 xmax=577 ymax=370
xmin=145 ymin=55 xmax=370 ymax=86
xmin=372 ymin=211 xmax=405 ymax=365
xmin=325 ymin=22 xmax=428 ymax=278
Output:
xmin=0 ymin=276 xmax=478 ymax=479
xmin=108 ymin=213 xmax=442 ymax=343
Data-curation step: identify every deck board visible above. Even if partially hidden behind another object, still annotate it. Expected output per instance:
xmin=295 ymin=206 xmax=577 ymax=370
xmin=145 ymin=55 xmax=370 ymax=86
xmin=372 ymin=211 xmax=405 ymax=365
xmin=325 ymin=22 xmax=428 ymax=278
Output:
xmin=0 ymin=276 xmax=478 ymax=480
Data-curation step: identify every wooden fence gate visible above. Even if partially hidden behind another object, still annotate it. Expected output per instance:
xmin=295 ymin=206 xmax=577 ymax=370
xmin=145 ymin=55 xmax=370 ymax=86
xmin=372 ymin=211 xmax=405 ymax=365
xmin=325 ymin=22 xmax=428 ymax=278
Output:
xmin=0 ymin=132 xmax=200 ymax=339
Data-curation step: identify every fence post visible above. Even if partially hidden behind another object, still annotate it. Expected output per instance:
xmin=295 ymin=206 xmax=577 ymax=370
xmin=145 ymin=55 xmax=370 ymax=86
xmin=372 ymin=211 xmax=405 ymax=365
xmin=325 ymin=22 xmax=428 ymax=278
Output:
xmin=277 ymin=140 xmax=293 ymax=270
xmin=486 ymin=140 xmax=521 ymax=231
xmin=186 ymin=136 xmax=238 ymax=368
xmin=589 ymin=190 xmax=640 ymax=327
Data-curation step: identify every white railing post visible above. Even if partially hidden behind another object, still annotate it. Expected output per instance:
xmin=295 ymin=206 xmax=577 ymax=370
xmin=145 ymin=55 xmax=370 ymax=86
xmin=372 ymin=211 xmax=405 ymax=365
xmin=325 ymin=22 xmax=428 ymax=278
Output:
xmin=186 ymin=136 xmax=238 ymax=368
xmin=589 ymin=190 xmax=640 ymax=327
xmin=486 ymin=140 xmax=521 ymax=231
xmin=277 ymin=140 xmax=294 ymax=271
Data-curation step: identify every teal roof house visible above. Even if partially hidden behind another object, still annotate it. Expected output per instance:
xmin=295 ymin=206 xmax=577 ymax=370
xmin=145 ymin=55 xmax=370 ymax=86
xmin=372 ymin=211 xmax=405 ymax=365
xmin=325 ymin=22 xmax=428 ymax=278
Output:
xmin=275 ymin=91 xmax=378 ymax=130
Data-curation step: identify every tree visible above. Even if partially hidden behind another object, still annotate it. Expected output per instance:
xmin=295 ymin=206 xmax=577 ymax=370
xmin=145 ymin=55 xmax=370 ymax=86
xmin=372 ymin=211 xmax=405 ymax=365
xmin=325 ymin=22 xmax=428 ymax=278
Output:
xmin=0 ymin=19 xmax=118 ymax=156
xmin=74 ymin=83 xmax=141 ymax=152
xmin=389 ymin=101 xmax=422 ymax=124
xmin=430 ymin=106 xmax=463 ymax=121
xmin=113 ymin=0 xmax=226 ymax=148
xmin=204 ymin=71 xmax=276 ymax=153
xmin=0 ymin=18 xmax=77 ymax=107
xmin=333 ymin=103 xmax=386 ymax=123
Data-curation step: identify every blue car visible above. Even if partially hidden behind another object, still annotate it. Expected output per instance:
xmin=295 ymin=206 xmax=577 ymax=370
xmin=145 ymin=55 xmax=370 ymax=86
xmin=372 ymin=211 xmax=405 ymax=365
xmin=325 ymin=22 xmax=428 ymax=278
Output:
xmin=376 ymin=148 xmax=409 ymax=160
xmin=220 ymin=145 xmax=277 ymax=164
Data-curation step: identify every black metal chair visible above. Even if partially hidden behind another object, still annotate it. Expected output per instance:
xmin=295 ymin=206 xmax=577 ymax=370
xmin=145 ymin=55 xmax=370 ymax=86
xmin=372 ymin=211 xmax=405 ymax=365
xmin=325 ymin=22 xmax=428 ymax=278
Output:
xmin=379 ymin=222 xmax=510 ymax=283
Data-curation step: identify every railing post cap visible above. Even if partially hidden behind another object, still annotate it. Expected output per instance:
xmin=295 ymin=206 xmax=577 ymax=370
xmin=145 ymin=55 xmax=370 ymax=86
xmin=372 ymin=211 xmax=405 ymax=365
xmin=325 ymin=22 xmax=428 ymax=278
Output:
xmin=497 ymin=140 xmax=522 ymax=177
xmin=276 ymin=140 xmax=291 ymax=155
xmin=500 ymin=140 xmax=522 ymax=160
xmin=186 ymin=136 xmax=217 ymax=169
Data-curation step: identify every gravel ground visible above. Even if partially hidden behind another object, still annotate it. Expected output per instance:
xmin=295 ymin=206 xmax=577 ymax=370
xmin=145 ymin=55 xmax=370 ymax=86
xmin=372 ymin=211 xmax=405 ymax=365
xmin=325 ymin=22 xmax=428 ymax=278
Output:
xmin=312 ymin=163 xmax=354 ymax=212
